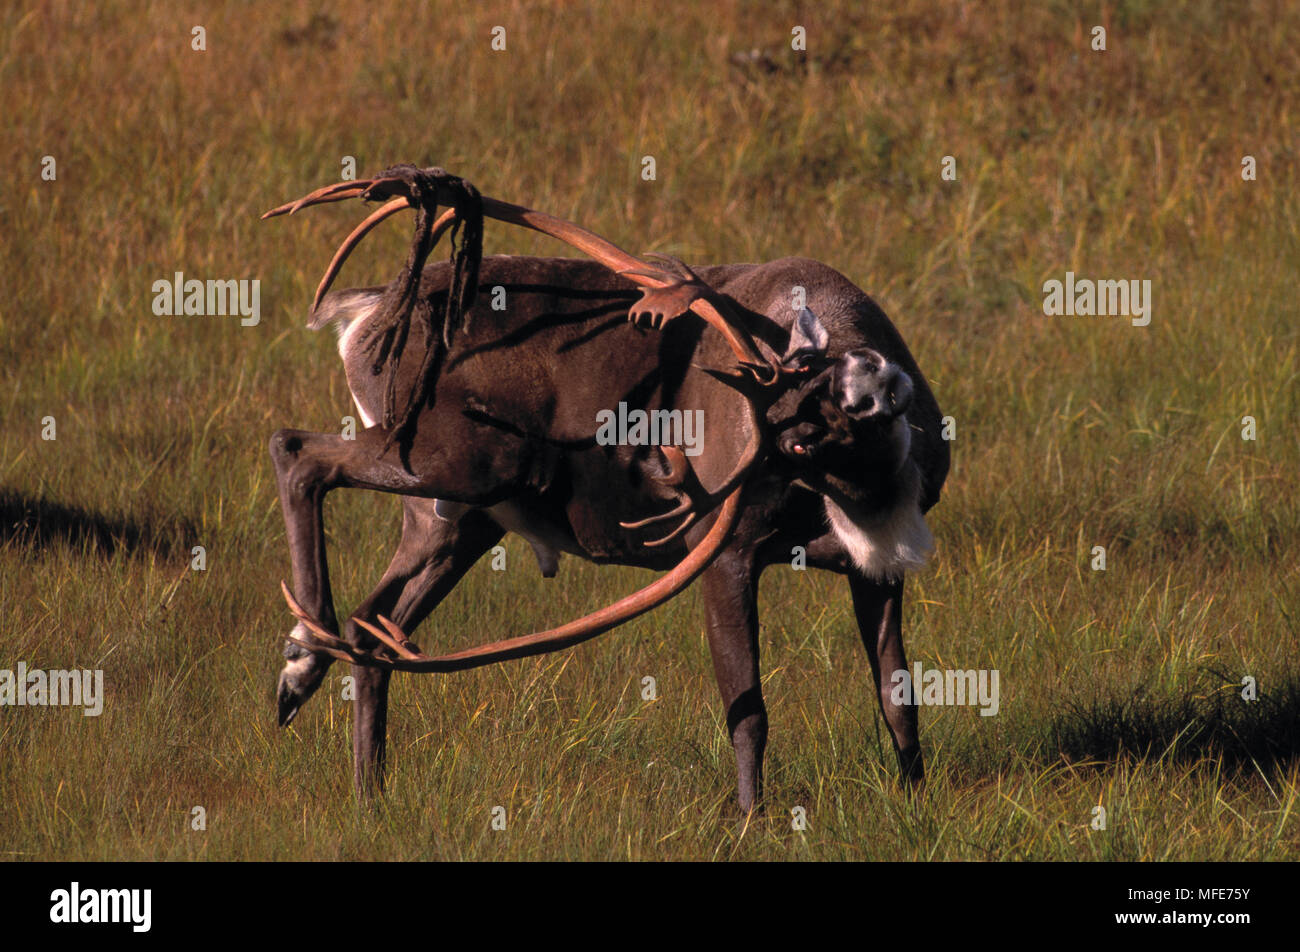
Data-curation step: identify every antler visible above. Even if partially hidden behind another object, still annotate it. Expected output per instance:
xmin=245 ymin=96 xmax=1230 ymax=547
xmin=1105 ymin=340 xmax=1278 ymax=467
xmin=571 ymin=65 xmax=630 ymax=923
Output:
xmin=282 ymin=483 xmax=746 ymax=672
xmin=262 ymin=170 xmax=776 ymax=377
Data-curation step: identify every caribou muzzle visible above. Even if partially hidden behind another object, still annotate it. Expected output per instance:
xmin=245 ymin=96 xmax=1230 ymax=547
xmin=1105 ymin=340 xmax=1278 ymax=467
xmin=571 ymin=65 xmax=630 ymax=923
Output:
xmin=833 ymin=350 xmax=914 ymax=420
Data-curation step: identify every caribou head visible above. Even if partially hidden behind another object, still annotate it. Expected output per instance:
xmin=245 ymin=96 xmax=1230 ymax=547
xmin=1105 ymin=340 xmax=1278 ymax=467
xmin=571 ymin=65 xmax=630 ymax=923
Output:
xmin=771 ymin=306 xmax=933 ymax=579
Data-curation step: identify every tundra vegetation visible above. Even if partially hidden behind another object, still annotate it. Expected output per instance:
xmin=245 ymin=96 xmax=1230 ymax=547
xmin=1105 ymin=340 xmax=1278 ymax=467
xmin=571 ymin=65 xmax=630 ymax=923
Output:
xmin=0 ymin=0 xmax=1296 ymax=860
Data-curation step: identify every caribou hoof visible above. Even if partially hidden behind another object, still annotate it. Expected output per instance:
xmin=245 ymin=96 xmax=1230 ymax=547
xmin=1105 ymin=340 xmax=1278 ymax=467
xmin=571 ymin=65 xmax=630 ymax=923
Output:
xmin=277 ymin=630 xmax=331 ymax=726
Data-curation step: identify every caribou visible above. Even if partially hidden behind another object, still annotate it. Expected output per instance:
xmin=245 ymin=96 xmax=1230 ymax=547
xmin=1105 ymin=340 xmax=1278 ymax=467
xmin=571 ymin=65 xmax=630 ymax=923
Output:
xmin=264 ymin=165 xmax=949 ymax=813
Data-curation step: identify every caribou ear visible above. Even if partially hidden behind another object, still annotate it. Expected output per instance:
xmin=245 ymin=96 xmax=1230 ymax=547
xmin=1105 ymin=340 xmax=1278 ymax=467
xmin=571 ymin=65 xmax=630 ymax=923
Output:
xmin=784 ymin=307 xmax=830 ymax=364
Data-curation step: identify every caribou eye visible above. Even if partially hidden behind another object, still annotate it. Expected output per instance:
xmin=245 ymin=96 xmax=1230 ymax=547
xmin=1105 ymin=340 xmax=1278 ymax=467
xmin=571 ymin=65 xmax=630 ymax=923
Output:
xmin=779 ymin=422 xmax=826 ymax=461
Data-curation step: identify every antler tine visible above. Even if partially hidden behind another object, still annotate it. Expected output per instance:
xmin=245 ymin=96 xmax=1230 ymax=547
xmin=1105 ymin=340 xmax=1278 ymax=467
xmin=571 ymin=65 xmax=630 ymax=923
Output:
xmin=630 ymin=254 xmax=775 ymax=377
xmin=625 ymin=263 xmax=772 ymax=378
xmin=619 ymin=445 xmax=703 ymax=542
xmin=352 ymin=616 xmax=422 ymax=661
xmin=642 ymin=512 xmax=699 ymax=547
xmin=282 ymin=580 xmax=423 ymax=667
xmin=310 ymin=200 xmax=458 ymax=313
xmin=624 ymin=507 xmax=699 ymax=547
xmin=616 ymin=415 xmax=765 ymax=550
xmin=263 ymin=169 xmax=478 ymax=222
xmin=619 ymin=497 xmax=696 ymax=532
xmin=377 ymin=614 xmax=416 ymax=647
xmin=261 ymin=180 xmax=376 ymax=220
xmin=280 ymin=580 xmax=352 ymax=652
xmin=348 ymin=614 xmax=436 ymax=662
xmin=286 ymin=632 xmax=358 ymax=665
xmin=287 ymin=182 xmax=370 ymax=215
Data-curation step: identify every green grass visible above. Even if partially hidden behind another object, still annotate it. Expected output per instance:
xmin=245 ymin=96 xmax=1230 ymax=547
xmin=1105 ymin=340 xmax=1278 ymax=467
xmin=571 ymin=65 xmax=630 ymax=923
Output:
xmin=0 ymin=0 xmax=1296 ymax=860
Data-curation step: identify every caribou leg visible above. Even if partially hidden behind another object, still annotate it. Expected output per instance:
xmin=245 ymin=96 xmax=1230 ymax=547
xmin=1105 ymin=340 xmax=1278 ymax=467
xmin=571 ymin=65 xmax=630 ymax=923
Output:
xmin=269 ymin=426 xmax=423 ymax=640
xmin=269 ymin=429 xmax=347 ymax=730
xmin=848 ymin=573 xmax=924 ymax=791
xmin=344 ymin=499 xmax=504 ymax=797
xmin=269 ymin=423 xmax=514 ymax=795
xmin=700 ymin=549 xmax=767 ymax=814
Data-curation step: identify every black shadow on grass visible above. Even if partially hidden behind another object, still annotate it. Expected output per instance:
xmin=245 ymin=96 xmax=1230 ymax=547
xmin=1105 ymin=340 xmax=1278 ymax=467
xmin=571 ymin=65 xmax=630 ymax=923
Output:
xmin=0 ymin=489 xmax=196 ymax=562
xmin=1046 ymin=670 xmax=1300 ymax=776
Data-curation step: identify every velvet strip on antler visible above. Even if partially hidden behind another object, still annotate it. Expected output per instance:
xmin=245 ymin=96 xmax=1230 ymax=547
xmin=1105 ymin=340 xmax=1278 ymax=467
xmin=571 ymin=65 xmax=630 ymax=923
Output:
xmin=351 ymin=165 xmax=484 ymax=454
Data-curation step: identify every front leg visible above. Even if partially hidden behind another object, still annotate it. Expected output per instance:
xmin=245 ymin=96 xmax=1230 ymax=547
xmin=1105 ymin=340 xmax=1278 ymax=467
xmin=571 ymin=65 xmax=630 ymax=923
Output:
xmin=848 ymin=573 xmax=924 ymax=790
xmin=700 ymin=551 xmax=766 ymax=814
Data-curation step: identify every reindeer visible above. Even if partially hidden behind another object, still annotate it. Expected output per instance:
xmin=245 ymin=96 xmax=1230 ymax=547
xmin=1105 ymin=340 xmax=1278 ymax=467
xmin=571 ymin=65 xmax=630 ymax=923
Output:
xmin=264 ymin=166 xmax=948 ymax=812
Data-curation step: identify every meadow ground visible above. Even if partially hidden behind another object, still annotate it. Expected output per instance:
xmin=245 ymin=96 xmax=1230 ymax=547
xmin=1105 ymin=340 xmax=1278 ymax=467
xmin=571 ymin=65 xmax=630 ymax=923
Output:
xmin=1 ymin=0 xmax=1297 ymax=860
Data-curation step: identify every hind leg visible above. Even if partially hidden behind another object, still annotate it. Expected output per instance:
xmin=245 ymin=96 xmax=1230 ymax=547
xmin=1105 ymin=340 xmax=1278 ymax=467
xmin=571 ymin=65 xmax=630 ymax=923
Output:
xmin=269 ymin=414 xmax=523 ymax=632
xmin=270 ymin=418 xmax=520 ymax=770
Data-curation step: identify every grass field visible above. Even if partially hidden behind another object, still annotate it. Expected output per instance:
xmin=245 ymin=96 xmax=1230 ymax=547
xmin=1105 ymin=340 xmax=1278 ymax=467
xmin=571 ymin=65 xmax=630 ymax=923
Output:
xmin=1 ymin=0 xmax=1297 ymax=861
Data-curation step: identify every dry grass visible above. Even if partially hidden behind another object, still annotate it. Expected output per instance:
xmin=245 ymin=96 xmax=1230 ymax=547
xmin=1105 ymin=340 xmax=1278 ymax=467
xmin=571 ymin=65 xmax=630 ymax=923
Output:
xmin=0 ymin=0 xmax=1297 ymax=860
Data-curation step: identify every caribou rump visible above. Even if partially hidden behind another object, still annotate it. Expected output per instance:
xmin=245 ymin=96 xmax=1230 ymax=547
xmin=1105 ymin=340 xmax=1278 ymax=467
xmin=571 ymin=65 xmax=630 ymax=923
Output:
xmin=265 ymin=166 xmax=948 ymax=812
